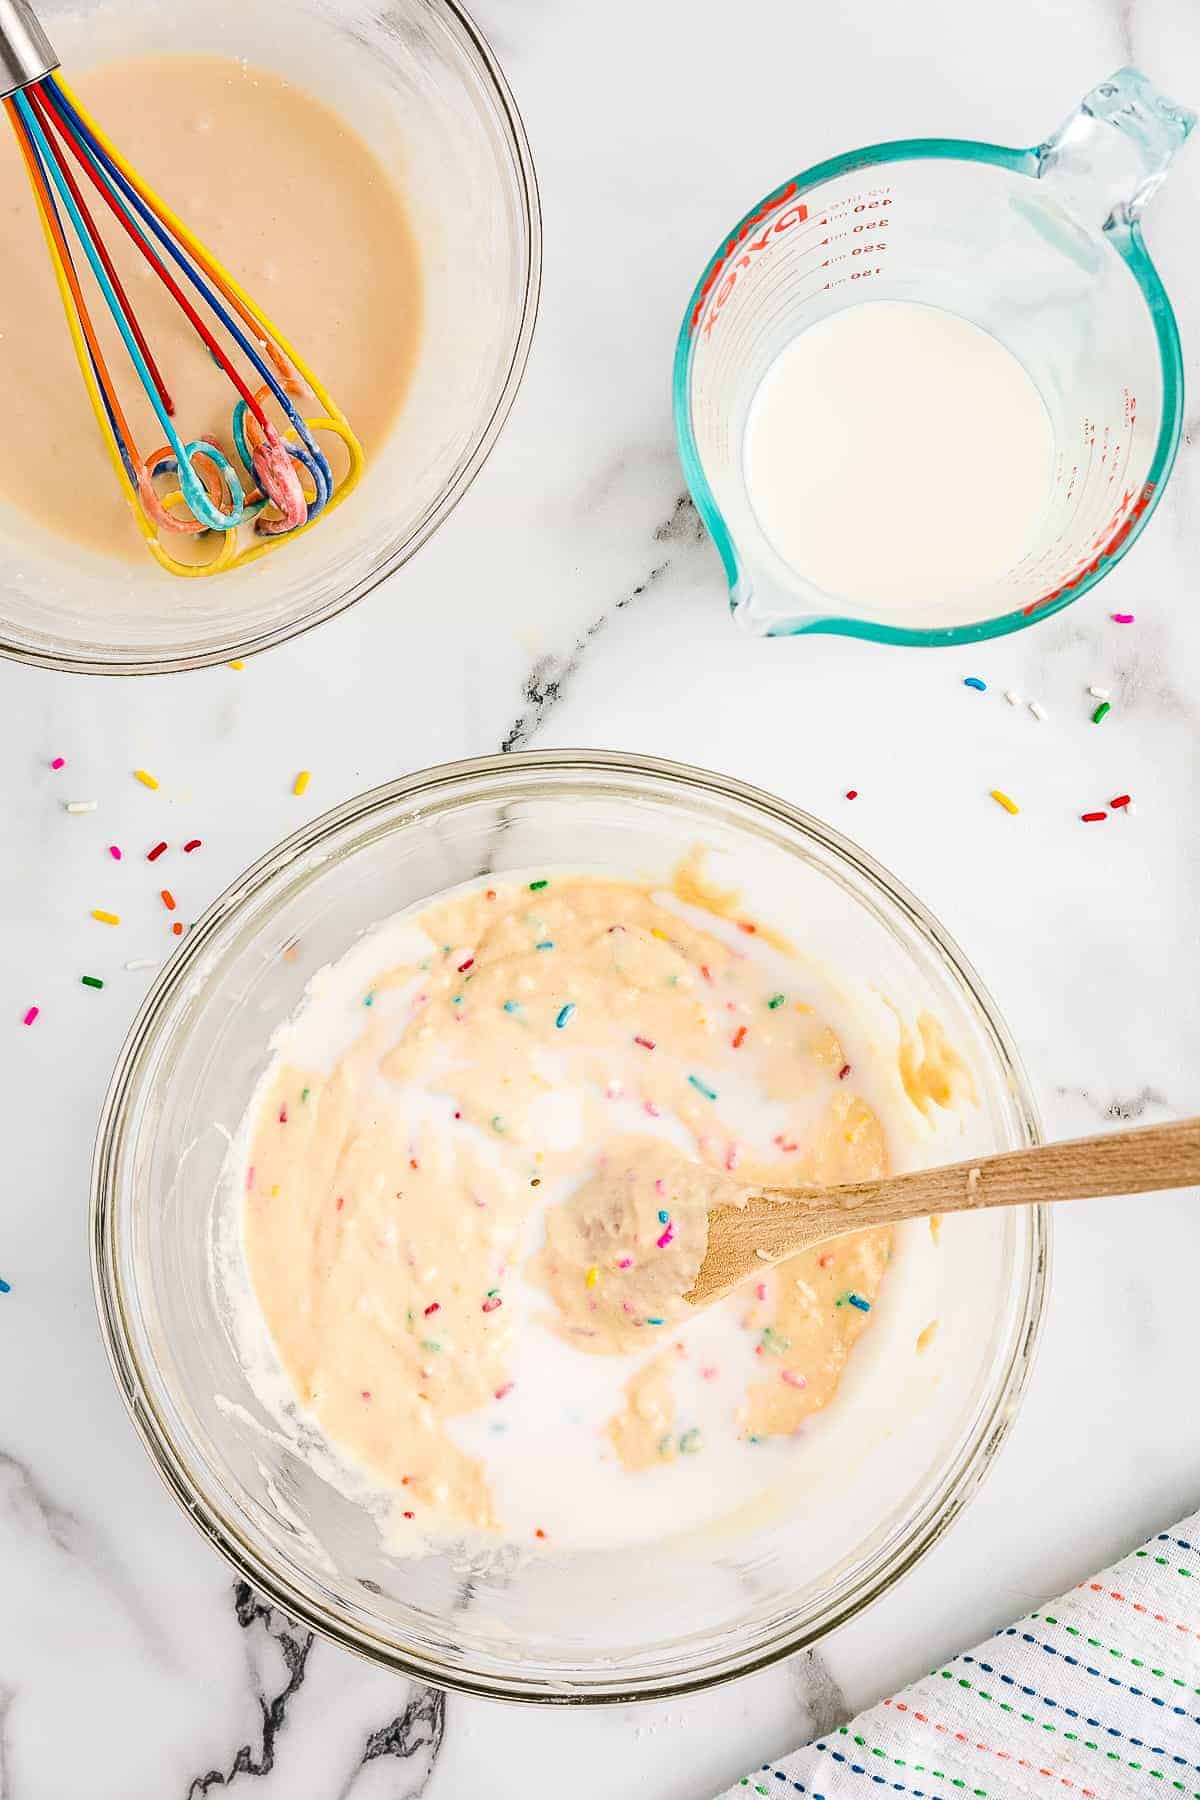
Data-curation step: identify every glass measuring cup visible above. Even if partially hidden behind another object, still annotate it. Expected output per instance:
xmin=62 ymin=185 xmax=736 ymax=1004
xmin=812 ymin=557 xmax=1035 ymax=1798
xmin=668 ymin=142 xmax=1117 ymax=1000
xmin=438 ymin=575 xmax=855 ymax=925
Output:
xmin=673 ymin=68 xmax=1194 ymax=645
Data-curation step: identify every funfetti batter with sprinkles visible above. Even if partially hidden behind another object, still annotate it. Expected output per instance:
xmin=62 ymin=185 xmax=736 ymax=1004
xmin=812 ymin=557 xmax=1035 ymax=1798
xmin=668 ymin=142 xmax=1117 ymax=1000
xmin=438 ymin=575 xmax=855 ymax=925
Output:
xmin=236 ymin=868 xmax=969 ymax=1551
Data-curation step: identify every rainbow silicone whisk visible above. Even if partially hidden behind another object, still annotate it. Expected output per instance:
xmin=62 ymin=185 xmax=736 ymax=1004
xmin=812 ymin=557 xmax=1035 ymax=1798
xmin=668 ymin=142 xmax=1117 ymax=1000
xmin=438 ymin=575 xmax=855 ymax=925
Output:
xmin=0 ymin=0 xmax=364 ymax=577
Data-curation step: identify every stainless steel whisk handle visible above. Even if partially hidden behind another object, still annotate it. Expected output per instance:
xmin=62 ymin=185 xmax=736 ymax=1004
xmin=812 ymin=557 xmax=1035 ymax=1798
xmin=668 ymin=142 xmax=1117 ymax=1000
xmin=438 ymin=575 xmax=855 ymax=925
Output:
xmin=0 ymin=0 xmax=58 ymax=101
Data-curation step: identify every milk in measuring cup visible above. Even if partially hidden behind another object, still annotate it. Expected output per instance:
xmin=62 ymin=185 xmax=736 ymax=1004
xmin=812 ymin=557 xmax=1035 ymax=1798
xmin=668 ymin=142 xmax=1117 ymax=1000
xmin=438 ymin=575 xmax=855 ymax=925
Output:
xmin=742 ymin=300 xmax=1054 ymax=610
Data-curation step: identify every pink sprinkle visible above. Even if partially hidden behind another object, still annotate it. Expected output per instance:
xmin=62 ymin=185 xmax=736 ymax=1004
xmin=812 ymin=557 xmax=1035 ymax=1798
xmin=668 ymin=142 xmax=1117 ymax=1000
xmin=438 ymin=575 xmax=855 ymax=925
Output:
xmin=725 ymin=1143 xmax=740 ymax=1172
xmin=644 ymin=1100 xmax=662 ymax=1117
xmin=1111 ymin=612 xmax=1135 ymax=624
xmin=457 ymin=956 xmax=475 ymax=973
xmin=481 ymin=1296 xmax=502 ymax=1313
xmin=605 ymin=1080 xmax=623 ymax=1100
xmin=50 ymin=756 xmax=65 ymax=771
xmin=700 ymin=1366 xmax=718 ymax=1382
xmin=494 ymin=1382 xmax=514 ymax=1400
xmin=781 ymin=1369 xmax=808 ymax=1390
xmin=622 ymin=1300 xmax=635 ymax=1314
xmin=634 ymin=1035 xmax=656 ymax=1051
xmin=246 ymin=1166 xmax=255 ymax=1191
xmin=755 ymin=1282 xmax=767 ymax=1302
xmin=108 ymin=844 xmax=122 ymax=861
xmin=617 ymin=1256 xmax=633 ymax=1269
xmin=361 ymin=1390 xmax=372 ymax=1401
xmin=424 ymin=1302 xmax=440 ymax=1317
xmin=654 ymin=1179 xmax=665 ymax=1196
xmin=22 ymin=1005 xmax=39 ymax=1026
xmin=656 ymin=1223 xmax=675 ymax=1250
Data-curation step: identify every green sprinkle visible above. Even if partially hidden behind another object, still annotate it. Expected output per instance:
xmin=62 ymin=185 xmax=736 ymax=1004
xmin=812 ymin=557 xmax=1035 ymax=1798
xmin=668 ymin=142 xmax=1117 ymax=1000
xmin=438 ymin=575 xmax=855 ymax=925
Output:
xmin=363 ymin=990 xmax=375 ymax=1007
xmin=420 ymin=1339 xmax=442 ymax=1353
xmin=760 ymin=1325 xmax=791 ymax=1355
xmin=646 ymin=1315 xmax=665 ymax=1326
xmin=1092 ymin=700 xmax=1111 ymax=724
xmin=491 ymin=1115 xmax=505 ymax=1132
xmin=528 ymin=878 xmax=549 ymax=891
xmin=658 ymin=1434 xmax=674 ymax=1457
xmin=767 ymin=993 xmax=785 ymax=1009
xmin=300 ymin=1087 xmax=310 ymax=1103
xmin=453 ymin=994 xmax=464 ymax=1007
xmin=487 ymin=1288 xmax=499 ymax=1298
xmin=678 ymin=1427 xmax=703 ymax=1455
xmin=836 ymin=1290 xmax=872 ymax=1312
xmin=687 ymin=1073 xmax=717 ymax=1101
xmin=81 ymin=975 xmax=104 ymax=990
xmin=535 ymin=940 xmax=555 ymax=951
xmin=502 ymin=1000 xmax=520 ymax=1014
xmin=747 ymin=1434 xmax=761 ymax=1444
xmin=419 ymin=957 xmax=432 ymax=972
xmin=555 ymin=1002 xmax=576 ymax=1029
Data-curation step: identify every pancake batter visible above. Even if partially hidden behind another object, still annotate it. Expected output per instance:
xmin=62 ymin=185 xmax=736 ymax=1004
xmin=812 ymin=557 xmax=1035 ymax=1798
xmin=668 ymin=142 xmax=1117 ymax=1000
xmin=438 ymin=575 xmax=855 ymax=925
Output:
xmin=0 ymin=54 xmax=422 ymax=557
xmin=240 ymin=872 xmax=897 ymax=1547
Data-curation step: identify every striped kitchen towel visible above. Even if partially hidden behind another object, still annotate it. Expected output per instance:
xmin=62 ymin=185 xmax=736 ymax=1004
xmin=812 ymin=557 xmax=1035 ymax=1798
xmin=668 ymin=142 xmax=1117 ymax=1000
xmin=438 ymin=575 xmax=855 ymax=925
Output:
xmin=720 ymin=1508 xmax=1200 ymax=1800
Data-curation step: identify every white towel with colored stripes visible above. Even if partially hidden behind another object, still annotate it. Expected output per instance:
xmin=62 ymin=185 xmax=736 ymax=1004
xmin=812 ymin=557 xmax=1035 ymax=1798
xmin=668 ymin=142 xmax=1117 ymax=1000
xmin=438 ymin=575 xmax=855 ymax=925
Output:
xmin=719 ymin=1509 xmax=1200 ymax=1800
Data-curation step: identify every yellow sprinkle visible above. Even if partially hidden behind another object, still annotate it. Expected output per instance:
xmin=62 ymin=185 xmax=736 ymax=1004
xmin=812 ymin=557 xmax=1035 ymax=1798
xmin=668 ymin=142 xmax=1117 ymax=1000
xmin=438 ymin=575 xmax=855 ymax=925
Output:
xmin=91 ymin=909 xmax=120 ymax=926
xmin=271 ymin=1184 xmax=280 ymax=1197
xmin=228 ymin=660 xmax=244 ymax=670
xmin=134 ymin=769 xmax=159 ymax=790
xmin=585 ymin=1266 xmax=599 ymax=1289
xmin=989 ymin=788 xmax=1020 ymax=815
xmin=293 ymin=770 xmax=311 ymax=797
xmin=650 ymin=928 xmax=668 ymax=941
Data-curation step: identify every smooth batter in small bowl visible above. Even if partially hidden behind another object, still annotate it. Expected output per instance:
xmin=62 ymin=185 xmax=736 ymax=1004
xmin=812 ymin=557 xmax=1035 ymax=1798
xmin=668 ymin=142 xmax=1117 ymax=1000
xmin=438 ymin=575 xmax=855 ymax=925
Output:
xmin=0 ymin=0 xmax=540 ymax=673
xmin=91 ymin=751 xmax=1048 ymax=1701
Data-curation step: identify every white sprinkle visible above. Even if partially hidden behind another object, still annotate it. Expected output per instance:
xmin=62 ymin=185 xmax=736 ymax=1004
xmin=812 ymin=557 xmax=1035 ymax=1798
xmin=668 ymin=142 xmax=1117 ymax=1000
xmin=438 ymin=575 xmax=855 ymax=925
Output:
xmin=1028 ymin=701 xmax=1048 ymax=722
xmin=124 ymin=958 xmax=158 ymax=972
xmin=65 ymin=800 xmax=97 ymax=814
xmin=1088 ymin=685 xmax=1111 ymax=700
xmin=1004 ymin=689 xmax=1023 ymax=706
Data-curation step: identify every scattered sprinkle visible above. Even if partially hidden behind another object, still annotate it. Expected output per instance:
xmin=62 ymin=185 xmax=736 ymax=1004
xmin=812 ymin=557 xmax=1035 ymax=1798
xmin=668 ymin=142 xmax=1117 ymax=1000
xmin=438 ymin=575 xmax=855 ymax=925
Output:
xmin=738 ymin=920 xmax=757 ymax=935
xmin=50 ymin=756 xmax=65 ymax=770
xmin=292 ymin=770 xmax=310 ymax=797
xmin=731 ymin=1025 xmax=747 ymax=1049
xmin=1028 ymin=701 xmax=1047 ymax=722
xmin=1111 ymin=612 xmax=1135 ymax=624
xmin=617 ymin=1256 xmax=633 ymax=1269
xmin=656 ymin=1222 xmax=675 ymax=1250
xmin=502 ymin=999 xmax=520 ymax=1015
xmin=456 ymin=957 xmax=475 ymax=973
xmin=657 ymin=1209 xmax=670 ymax=1225
xmin=91 ymin=909 xmax=120 ymax=926
xmin=160 ymin=889 xmax=176 ymax=912
xmin=65 ymin=800 xmax=97 ymax=814
xmin=147 ymin=841 xmax=168 ymax=863
xmin=420 ymin=1338 xmax=441 ymax=1353
xmin=228 ymin=660 xmax=244 ymax=670
xmin=1091 ymin=701 xmax=1111 ymax=725
xmin=678 ymin=1428 xmax=703 ymax=1455
xmin=838 ymin=1062 xmax=851 ymax=1080
xmin=555 ymin=1003 xmax=576 ymax=1029
xmin=767 ymin=993 xmax=785 ymax=1010
xmin=80 ymin=975 xmax=104 ymax=990
xmin=1110 ymin=793 xmax=1132 ymax=809
xmin=781 ymin=1369 xmax=808 ymax=1389
xmin=687 ymin=1074 xmax=717 ymax=1101
xmin=534 ymin=1528 xmax=546 ymax=1540
xmin=108 ymin=845 xmax=122 ymax=861
xmin=481 ymin=1295 xmax=502 ymax=1313
xmin=1088 ymin=685 xmax=1111 ymax=701
xmin=1004 ymin=690 xmax=1022 ymax=707
xmin=402 ymin=1510 xmax=415 ymax=1520
xmin=124 ymin=959 xmax=157 ymax=972
xmin=490 ymin=1115 xmax=505 ymax=1132
xmin=171 ymin=922 xmax=184 ymax=936
xmin=836 ymin=1291 xmax=871 ymax=1312
xmin=633 ymin=1034 xmax=656 ymax=1050
xmin=183 ymin=839 xmax=202 ymax=854
xmin=22 ymin=1005 xmax=39 ymax=1026
xmin=989 ymin=789 xmax=1020 ymax=815
xmin=646 ymin=1316 xmax=665 ymax=1326
xmin=494 ymin=1382 xmax=514 ymax=1400
xmin=1080 ymin=810 xmax=1107 ymax=823
xmin=133 ymin=769 xmax=159 ymax=790
xmin=963 ymin=677 xmax=987 ymax=692
xmin=845 ymin=788 xmax=858 ymax=800
xmin=0 ymin=1276 xmax=9 ymax=1294
xmin=585 ymin=1266 xmax=599 ymax=1289
xmin=535 ymin=940 xmax=554 ymax=952
xmin=528 ymin=878 xmax=549 ymax=892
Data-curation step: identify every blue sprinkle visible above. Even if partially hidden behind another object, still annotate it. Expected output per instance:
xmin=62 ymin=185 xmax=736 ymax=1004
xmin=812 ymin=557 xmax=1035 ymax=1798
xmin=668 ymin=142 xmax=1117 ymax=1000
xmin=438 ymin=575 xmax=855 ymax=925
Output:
xmin=847 ymin=1292 xmax=871 ymax=1312
xmin=963 ymin=676 xmax=987 ymax=692
xmin=657 ymin=1209 xmax=669 ymax=1225
xmin=646 ymin=1316 xmax=665 ymax=1326
xmin=535 ymin=940 xmax=555 ymax=951
xmin=0 ymin=1276 xmax=9 ymax=1294
xmin=453 ymin=995 xmax=464 ymax=1007
xmin=503 ymin=1000 xmax=520 ymax=1014
xmin=687 ymin=1073 xmax=718 ymax=1102
xmin=555 ymin=1003 xmax=576 ymax=1029
xmin=363 ymin=990 xmax=376 ymax=1006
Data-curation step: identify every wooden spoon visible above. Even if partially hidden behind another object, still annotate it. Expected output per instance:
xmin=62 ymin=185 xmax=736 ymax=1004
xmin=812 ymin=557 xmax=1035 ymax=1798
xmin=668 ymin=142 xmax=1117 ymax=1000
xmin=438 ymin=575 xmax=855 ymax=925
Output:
xmin=686 ymin=1116 xmax=1200 ymax=1307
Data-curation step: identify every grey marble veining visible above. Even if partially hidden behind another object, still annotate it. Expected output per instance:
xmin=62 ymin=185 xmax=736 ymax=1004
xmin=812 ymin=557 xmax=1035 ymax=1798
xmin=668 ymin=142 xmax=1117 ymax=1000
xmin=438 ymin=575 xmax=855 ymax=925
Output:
xmin=1 ymin=0 xmax=1199 ymax=1794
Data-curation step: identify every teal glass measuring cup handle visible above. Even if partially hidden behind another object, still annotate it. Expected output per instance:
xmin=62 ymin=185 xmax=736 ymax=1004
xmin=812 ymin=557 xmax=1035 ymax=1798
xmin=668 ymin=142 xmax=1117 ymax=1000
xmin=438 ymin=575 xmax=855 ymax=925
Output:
xmin=673 ymin=68 xmax=1196 ymax=647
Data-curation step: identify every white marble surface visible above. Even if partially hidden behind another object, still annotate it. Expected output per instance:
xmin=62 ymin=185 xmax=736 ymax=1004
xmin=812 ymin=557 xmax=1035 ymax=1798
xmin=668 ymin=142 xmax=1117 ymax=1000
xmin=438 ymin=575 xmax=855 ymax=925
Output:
xmin=2 ymin=0 xmax=1200 ymax=1794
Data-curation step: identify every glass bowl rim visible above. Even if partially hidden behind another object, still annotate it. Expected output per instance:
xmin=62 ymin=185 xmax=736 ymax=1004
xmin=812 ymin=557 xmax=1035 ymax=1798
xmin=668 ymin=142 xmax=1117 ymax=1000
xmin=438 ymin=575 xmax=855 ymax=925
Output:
xmin=90 ymin=748 xmax=1049 ymax=1702
xmin=1 ymin=0 xmax=543 ymax=678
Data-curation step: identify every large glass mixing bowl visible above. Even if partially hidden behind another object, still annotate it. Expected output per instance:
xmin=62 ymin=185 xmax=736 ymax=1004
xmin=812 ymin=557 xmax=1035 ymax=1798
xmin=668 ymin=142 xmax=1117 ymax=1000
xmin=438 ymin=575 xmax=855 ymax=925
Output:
xmin=0 ymin=0 xmax=540 ymax=673
xmin=91 ymin=752 xmax=1047 ymax=1700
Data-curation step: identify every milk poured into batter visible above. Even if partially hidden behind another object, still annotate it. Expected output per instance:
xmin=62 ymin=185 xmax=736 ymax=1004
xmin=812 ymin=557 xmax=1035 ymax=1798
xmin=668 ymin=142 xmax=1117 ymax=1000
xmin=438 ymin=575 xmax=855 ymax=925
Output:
xmin=743 ymin=300 xmax=1054 ymax=609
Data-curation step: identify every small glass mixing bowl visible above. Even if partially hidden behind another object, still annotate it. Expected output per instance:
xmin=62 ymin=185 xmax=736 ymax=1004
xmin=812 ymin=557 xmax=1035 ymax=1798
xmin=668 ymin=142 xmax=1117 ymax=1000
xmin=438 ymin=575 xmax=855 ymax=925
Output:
xmin=91 ymin=751 xmax=1048 ymax=1701
xmin=0 ymin=0 xmax=540 ymax=674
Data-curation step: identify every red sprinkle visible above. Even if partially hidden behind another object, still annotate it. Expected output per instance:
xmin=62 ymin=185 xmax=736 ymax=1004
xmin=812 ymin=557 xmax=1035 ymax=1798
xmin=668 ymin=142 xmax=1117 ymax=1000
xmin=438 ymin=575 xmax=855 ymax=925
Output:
xmin=171 ymin=922 xmax=184 ymax=936
xmin=160 ymin=887 xmax=176 ymax=910
xmin=485 ymin=888 xmax=496 ymax=900
xmin=1110 ymin=794 xmax=1131 ymax=809
xmin=633 ymin=1034 xmax=656 ymax=1050
xmin=457 ymin=957 xmax=475 ymax=973
xmin=818 ymin=1253 xmax=833 ymax=1268
xmin=738 ymin=920 xmax=758 ymax=935
xmin=424 ymin=1302 xmax=440 ymax=1316
xmin=534 ymin=1528 xmax=546 ymax=1540
xmin=147 ymin=841 xmax=168 ymax=862
xmin=183 ymin=839 xmax=202 ymax=854
xmin=50 ymin=756 xmax=65 ymax=771
xmin=336 ymin=1196 xmax=344 ymax=1211
xmin=108 ymin=845 xmax=122 ymax=861
xmin=403 ymin=1511 xmax=415 ymax=1520
xmin=494 ymin=1381 xmax=514 ymax=1400
xmin=845 ymin=789 xmax=858 ymax=800
xmin=731 ymin=1025 xmax=747 ymax=1049
xmin=361 ymin=1390 xmax=371 ymax=1401
xmin=838 ymin=1063 xmax=851 ymax=1080
xmin=22 ymin=1005 xmax=39 ymax=1026
xmin=481 ymin=1296 xmax=502 ymax=1313
xmin=278 ymin=1105 xmax=288 ymax=1124
xmin=700 ymin=964 xmax=713 ymax=985
xmin=1081 ymin=811 xmax=1107 ymax=823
